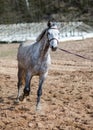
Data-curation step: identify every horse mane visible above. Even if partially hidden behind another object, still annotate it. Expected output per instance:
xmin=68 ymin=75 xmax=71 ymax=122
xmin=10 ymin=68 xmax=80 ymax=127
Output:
xmin=36 ymin=28 xmax=47 ymax=42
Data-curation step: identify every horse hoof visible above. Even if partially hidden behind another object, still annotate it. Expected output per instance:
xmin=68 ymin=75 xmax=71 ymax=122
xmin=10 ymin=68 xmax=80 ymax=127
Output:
xmin=19 ymin=94 xmax=25 ymax=101
xmin=36 ymin=103 xmax=42 ymax=111
xmin=24 ymin=88 xmax=30 ymax=96
xmin=14 ymin=99 xmax=20 ymax=104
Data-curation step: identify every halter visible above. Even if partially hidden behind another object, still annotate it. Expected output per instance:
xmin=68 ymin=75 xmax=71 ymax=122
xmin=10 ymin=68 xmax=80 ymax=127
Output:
xmin=37 ymin=26 xmax=59 ymax=44
xmin=47 ymin=27 xmax=59 ymax=44
xmin=48 ymin=38 xmax=59 ymax=44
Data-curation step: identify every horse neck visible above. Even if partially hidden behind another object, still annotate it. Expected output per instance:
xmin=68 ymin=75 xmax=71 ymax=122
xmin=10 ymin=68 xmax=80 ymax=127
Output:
xmin=39 ymin=35 xmax=50 ymax=59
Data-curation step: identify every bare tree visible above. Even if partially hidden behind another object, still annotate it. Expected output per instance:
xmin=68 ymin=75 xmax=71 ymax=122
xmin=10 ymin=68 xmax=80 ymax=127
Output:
xmin=25 ymin=0 xmax=30 ymax=11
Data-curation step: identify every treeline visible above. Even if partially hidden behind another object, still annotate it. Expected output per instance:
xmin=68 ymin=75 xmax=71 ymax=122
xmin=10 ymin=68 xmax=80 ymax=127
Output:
xmin=0 ymin=0 xmax=93 ymax=24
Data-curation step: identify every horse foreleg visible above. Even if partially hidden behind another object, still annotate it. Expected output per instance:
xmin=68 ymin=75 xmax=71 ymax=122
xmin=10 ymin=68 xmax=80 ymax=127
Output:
xmin=24 ymin=72 xmax=32 ymax=96
xmin=36 ymin=73 xmax=47 ymax=110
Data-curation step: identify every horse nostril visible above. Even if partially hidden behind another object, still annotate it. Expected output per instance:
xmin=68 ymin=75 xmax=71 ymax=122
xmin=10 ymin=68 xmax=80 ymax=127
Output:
xmin=52 ymin=46 xmax=54 ymax=49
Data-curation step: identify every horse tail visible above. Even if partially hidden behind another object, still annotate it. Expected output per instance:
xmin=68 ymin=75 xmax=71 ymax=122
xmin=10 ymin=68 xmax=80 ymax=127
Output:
xmin=17 ymin=42 xmax=23 ymax=60
xmin=18 ymin=42 xmax=24 ymax=50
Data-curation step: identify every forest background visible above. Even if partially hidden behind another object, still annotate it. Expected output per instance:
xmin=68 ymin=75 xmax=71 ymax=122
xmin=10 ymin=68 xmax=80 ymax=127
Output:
xmin=0 ymin=0 xmax=93 ymax=26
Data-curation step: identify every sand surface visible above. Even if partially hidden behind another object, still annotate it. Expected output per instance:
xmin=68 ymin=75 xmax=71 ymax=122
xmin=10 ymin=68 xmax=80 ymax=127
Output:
xmin=0 ymin=39 xmax=93 ymax=130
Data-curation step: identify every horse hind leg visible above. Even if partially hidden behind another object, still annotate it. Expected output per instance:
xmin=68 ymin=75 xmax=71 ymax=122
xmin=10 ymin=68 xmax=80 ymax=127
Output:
xmin=16 ymin=67 xmax=25 ymax=103
xmin=18 ymin=71 xmax=32 ymax=102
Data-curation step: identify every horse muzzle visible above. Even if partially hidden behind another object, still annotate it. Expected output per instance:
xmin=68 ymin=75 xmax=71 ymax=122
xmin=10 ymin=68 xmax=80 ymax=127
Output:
xmin=49 ymin=38 xmax=59 ymax=51
xmin=51 ymin=46 xmax=57 ymax=51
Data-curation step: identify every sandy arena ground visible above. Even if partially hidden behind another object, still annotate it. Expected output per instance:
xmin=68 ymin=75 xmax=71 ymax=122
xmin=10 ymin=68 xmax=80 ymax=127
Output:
xmin=0 ymin=39 xmax=93 ymax=130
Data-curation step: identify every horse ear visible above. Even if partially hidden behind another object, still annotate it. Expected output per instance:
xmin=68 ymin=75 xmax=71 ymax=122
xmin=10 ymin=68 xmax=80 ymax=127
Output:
xmin=47 ymin=21 xmax=57 ymax=28
xmin=47 ymin=21 xmax=53 ymax=28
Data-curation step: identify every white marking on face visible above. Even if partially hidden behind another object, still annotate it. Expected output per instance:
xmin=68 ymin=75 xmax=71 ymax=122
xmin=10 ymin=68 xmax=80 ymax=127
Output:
xmin=50 ymin=39 xmax=58 ymax=48
xmin=47 ymin=27 xmax=59 ymax=50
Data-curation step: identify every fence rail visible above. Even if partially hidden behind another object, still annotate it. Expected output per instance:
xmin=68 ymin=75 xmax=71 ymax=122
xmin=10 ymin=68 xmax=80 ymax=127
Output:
xmin=0 ymin=22 xmax=93 ymax=43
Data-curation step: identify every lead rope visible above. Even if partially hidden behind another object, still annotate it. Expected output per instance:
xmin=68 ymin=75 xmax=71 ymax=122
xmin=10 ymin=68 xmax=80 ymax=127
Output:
xmin=58 ymin=47 xmax=93 ymax=62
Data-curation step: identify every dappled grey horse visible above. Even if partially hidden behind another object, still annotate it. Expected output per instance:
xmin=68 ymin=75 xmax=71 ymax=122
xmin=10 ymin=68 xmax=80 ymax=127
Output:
xmin=16 ymin=21 xmax=59 ymax=109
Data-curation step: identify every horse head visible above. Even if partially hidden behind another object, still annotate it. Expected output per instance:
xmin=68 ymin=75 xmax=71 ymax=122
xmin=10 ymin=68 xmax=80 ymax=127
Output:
xmin=36 ymin=21 xmax=60 ymax=51
xmin=47 ymin=21 xmax=59 ymax=51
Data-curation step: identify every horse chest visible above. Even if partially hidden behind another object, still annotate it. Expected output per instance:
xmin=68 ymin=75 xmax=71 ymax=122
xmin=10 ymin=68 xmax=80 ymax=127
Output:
xmin=33 ymin=60 xmax=48 ymax=75
xmin=31 ymin=53 xmax=51 ymax=75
